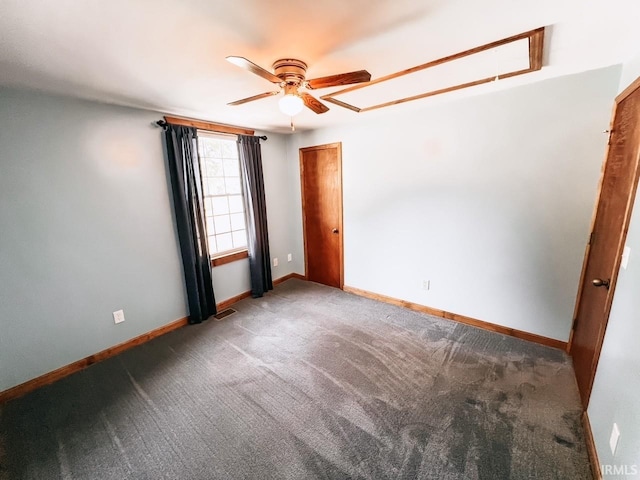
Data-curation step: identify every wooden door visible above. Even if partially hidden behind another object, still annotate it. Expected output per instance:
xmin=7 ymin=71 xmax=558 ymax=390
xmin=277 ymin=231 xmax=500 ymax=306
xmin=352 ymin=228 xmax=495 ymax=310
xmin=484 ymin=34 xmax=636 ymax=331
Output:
xmin=300 ymin=143 xmax=343 ymax=288
xmin=569 ymin=78 xmax=640 ymax=408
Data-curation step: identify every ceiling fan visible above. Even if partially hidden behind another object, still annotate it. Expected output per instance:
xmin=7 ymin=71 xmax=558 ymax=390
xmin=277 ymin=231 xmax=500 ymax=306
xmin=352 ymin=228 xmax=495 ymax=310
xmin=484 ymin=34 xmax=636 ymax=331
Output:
xmin=226 ymin=56 xmax=371 ymax=116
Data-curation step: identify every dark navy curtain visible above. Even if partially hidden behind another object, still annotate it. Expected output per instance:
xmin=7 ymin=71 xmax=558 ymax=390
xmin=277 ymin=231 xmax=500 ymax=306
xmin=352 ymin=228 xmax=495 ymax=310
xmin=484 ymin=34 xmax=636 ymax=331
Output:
xmin=164 ymin=125 xmax=216 ymax=323
xmin=237 ymin=135 xmax=273 ymax=297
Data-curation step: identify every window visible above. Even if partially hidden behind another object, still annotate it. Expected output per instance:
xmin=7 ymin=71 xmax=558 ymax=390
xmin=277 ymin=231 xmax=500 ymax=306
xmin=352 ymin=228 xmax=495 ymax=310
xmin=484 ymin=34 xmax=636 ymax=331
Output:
xmin=197 ymin=132 xmax=248 ymax=258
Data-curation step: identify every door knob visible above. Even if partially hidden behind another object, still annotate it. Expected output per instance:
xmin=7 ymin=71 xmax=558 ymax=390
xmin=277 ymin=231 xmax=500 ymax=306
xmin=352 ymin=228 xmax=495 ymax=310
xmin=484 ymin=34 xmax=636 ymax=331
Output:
xmin=332 ymin=228 xmax=339 ymax=234
xmin=592 ymin=278 xmax=610 ymax=289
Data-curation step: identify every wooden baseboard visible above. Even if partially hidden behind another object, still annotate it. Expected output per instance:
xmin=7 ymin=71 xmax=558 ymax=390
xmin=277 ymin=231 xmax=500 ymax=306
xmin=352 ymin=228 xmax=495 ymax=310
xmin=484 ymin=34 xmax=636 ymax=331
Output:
xmin=216 ymin=291 xmax=253 ymax=311
xmin=343 ymin=285 xmax=567 ymax=350
xmin=582 ymin=411 xmax=602 ymax=480
xmin=0 ymin=316 xmax=189 ymax=405
xmin=0 ymin=273 xmax=308 ymax=404
xmin=274 ymin=272 xmax=306 ymax=285
xmin=216 ymin=272 xmax=306 ymax=311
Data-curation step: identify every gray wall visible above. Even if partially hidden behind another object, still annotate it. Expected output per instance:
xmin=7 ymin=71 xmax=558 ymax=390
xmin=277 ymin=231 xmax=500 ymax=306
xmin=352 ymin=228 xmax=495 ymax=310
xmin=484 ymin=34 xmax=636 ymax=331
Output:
xmin=588 ymin=55 xmax=640 ymax=479
xmin=0 ymin=88 xmax=187 ymax=391
xmin=0 ymin=88 xmax=294 ymax=392
xmin=286 ymin=66 xmax=621 ymax=341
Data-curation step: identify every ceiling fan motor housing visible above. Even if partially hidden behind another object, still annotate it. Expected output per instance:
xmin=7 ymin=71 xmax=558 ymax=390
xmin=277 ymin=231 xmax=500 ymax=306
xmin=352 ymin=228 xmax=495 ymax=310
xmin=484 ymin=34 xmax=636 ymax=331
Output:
xmin=272 ymin=59 xmax=308 ymax=86
xmin=226 ymin=55 xmax=370 ymax=114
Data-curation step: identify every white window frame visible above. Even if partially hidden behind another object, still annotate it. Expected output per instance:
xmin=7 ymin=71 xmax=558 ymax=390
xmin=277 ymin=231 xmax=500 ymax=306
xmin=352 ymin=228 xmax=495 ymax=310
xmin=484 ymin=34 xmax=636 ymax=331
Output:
xmin=197 ymin=131 xmax=248 ymax=262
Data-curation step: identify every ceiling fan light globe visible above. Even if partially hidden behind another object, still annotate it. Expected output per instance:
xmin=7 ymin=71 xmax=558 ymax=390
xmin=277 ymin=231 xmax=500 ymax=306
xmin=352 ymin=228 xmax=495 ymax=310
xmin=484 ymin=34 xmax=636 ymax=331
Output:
xmin=279 ymin=94 xmax=304 ymax=116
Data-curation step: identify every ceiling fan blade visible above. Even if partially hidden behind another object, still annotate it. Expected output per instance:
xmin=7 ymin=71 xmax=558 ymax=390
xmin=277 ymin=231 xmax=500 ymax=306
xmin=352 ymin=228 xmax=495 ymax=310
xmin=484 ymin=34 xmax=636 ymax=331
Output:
xmin=301 ymin=93 xmax=329 ymax=114
xmin=306 ymin=70 xmax=371 ymax=90
xmin=226 ymin=56 xmax=282 ymax=84
xmin=227 ymin=91 xmax=280 ymax=106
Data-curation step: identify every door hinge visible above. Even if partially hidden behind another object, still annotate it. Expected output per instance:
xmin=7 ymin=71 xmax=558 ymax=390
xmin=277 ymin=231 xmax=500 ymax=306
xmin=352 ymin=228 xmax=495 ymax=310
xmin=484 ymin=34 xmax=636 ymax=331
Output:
xmin=589 ymin=231 xmax=595 ymax=245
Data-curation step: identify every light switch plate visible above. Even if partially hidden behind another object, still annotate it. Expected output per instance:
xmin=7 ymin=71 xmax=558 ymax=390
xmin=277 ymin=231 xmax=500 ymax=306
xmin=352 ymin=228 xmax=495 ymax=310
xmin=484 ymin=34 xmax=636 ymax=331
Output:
xmin=273 ymin=258 xmax=278 ymax=267
xmin=621 ymin=246 xmax=631 ymax=270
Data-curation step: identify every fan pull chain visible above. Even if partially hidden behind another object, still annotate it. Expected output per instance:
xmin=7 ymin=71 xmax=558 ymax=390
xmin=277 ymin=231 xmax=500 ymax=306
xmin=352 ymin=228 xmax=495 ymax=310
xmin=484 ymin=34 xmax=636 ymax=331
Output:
xmin=290 ymin=117 xmax=295 ymax=132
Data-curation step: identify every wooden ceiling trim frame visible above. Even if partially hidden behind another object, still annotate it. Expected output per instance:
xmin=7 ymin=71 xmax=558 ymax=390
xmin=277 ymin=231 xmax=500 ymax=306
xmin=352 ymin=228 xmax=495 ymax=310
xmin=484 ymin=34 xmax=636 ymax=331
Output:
xmin=529 ymin=27 xmax=545 ymax=71
xmin=163 ymin=115 xmax=254 ymax=136
xmin=321 ymin=27 xmax=545 ymax=113
xmin=321 ymin=97 xmax=362 ymax=112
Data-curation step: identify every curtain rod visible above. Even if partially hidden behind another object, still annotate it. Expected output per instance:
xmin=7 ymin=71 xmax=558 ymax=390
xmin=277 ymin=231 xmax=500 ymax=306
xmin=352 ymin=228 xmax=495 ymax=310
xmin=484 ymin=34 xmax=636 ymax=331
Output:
xmin=155 ymin=120 xmax=267 ymax=140
xmin=154 ymin=117 xmax=267 ymax=140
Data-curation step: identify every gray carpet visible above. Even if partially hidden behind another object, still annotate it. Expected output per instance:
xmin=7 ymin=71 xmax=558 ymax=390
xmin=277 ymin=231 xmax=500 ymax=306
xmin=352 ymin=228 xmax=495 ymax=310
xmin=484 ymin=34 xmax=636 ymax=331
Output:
xmin=0 ymin=279 xmax=591 ymax=479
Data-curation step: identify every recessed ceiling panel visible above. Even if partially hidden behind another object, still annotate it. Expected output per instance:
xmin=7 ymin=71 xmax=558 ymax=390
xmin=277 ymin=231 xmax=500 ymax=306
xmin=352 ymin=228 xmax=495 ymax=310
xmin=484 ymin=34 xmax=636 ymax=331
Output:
xmin=322 ymin=28 xmax=544 ymax=113
xmin=335 ymin=40 xmax=529 ymax=108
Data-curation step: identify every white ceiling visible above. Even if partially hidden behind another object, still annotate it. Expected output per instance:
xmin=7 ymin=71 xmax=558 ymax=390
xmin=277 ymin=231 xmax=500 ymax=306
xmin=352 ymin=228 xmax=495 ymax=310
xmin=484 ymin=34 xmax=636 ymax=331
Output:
xmin=1 ymin=0 xmax=638 ymax=133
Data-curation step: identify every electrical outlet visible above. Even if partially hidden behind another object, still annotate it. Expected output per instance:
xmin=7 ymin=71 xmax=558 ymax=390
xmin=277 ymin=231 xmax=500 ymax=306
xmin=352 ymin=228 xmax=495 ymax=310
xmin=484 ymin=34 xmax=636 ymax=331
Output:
xmin=610 ymin=423 xmax=620 ymax=456
xmin=273 ymin=257 xmax=278 ymax=267
xmin=422 ymin=280 xmax=430 ymax=291
xmin=113 ymin=309 xmax=125 ymax=324
xmin=287 ymin=253 xmax=292 ymax=262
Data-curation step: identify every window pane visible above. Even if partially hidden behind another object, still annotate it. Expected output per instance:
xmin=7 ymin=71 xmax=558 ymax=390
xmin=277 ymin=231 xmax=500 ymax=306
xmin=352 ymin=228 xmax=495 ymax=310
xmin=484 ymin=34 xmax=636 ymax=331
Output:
xmin=230 ymin=212 xmax=245 ymax=231
xmin=226 ymin=177 xmax=241 ymax=194
xmin=228 ymin=195 xmax=244 ymax=213
xmin=205 ymin=158 xmax=223 ymax=177
xmin=216 ymin=233 xmax=233 ymax=252
xmin=223 ymin=158 xmax=240 ymax=177
xmin=197 ymin=134 xmax=247 ymax=256
xmin=201 ymin=138 xmax=222 ymax=158
xmin=232 ymin=230 xmax=247 ymax=249
xmin=214 ymin=215 xmax=231 ymax=234
xmin=211 ymin=196 xmax=229 ymax=215
xmin=222 ymin=141 xmax=237 ymax=159
xmin=207 ymin=178 xmax=225 ymax=195
xmin=208 ymin=236 xmax=218 ymax=254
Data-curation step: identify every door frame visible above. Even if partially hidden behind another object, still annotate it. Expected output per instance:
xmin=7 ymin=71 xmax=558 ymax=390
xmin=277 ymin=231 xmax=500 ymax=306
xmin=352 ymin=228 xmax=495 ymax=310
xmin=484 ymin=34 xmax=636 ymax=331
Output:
xmin=567 ymin=76 xmax=640 ymax=406
xmin=299 ymin=142 xmax=344 ymax=289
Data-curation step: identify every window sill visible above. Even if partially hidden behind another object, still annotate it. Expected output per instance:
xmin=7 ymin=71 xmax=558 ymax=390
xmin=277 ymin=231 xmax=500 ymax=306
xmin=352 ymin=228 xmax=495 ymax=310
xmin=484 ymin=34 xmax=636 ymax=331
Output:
xmin=211 ymin=250 xmax=249 ymax=268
